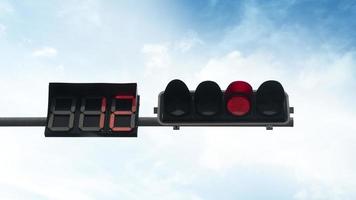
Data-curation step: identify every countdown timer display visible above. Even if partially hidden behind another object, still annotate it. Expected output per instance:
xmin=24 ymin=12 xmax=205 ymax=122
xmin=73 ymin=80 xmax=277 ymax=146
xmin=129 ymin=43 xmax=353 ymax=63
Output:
xmin=45 ymin=83 xmax=139 ymax=137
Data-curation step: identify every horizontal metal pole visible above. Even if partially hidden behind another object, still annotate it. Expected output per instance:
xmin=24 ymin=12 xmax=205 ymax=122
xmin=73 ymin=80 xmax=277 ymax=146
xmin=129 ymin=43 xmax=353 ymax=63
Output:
xmin=0 ymin=117 xmax=47 ymax=126
xmin=0 ymin=117 xmax=293 ymax=128
xmin=0 ymin=117 xmax=162 ymax=127
xmin=138 ymin=117 xmax=162 ymax=126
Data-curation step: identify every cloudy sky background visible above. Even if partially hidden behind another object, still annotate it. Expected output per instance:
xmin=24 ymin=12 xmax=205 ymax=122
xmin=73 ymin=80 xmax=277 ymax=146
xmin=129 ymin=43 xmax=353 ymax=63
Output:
xmin=1 ymin=0 xmax=356 ymax=199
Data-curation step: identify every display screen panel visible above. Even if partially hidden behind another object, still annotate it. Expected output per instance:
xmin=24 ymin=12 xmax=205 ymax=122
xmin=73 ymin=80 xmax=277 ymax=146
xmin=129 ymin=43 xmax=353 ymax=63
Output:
xmin=45 ymin=83 xmax=139 ymax=137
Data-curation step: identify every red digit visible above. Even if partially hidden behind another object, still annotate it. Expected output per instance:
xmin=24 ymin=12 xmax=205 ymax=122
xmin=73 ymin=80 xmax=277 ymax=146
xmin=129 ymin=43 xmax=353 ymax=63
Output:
xmin=109 ymin=95 xmax=136 ymax=132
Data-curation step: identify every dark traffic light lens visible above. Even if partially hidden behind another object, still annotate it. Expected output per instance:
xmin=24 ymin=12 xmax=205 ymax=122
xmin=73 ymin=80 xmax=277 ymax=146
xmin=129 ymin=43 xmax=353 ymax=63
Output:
xmin=163 ymin=79 xmax=191 ymax=117
xmin=225 ymin=81 xmax=252 ymax=116
xmin=194 ymin=81 xmax=223 ymax=116
xmin=256 ymin=80 xmax=285 ymax=116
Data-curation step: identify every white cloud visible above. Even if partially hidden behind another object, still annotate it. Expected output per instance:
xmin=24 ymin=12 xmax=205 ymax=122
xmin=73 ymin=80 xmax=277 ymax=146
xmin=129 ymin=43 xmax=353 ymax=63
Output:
xmin=0 ymin=127 xmax=205 ymax=200
xmin=297 ymin=52 xmax=355 ymax=90
xmin=175 ymin=31 xmax=203 ymax=52
xmin=142 ymin=43 xmax=171 ymax=74
xmin=57 ymin=0 xmax=102 ymax=27
xmin=0 ymin=1 xmax=14 ymax=14
xmin=196 ymin=50 xmax=284 ymax=88
xmin=0 ymin=24 xmax=6 ymax=36
xmin=32 ymin=47 xmax=58 ymax=58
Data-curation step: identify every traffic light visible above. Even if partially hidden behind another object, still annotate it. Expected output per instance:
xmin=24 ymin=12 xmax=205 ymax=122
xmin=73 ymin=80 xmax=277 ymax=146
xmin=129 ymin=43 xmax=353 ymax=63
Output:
xmin=157 ymin=79 xmax=293 ymax=128
xmin=45 ymin=83 xmax=139 ymax=137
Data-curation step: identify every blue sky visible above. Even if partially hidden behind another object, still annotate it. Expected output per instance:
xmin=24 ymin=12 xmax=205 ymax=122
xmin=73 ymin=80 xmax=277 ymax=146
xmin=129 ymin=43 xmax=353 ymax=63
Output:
xmin=1 ymin=0 xmax=356 ymax=199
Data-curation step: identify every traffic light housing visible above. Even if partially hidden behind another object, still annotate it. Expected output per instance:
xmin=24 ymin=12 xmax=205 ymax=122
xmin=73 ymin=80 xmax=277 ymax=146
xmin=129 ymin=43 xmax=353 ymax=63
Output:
xmin=157 ymin=79 xmax=293 ymax=128
xmin=45 ymin=83 xmax=140 ymax=137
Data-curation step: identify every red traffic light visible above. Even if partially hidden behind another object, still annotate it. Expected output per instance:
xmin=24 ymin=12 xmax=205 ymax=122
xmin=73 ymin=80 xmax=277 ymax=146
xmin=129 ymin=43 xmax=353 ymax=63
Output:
xmin=226 ymin=96 xmax=250 ymax=116
xmin=225 ymin=81 xmax=253 ymax=116
xmin=158 ymin=79 xmax=293 ymax=129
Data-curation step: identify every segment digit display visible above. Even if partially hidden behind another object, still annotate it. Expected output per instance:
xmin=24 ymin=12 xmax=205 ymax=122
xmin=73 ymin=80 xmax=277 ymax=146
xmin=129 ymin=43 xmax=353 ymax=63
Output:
xmin=45 ymin=83 xmax=139 ymax=137
xmin=48 ymin=97 xmax=76 ymax=131
xmin=109 ymin=95 xmax=136 ymax=132
xmin=78 ymin=97 xmax=106 ymax=131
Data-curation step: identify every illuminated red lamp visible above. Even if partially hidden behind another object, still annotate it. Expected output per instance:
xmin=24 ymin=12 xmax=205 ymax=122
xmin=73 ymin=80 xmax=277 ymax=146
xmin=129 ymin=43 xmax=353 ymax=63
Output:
xmin=225 ymin=81 xmax=253 ymax=116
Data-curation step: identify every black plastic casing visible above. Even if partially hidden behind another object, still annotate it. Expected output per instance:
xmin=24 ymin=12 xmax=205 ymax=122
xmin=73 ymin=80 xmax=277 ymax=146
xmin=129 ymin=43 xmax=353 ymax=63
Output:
xmin=45 ymin=83 xmax=139 ymax=137
xmin=157 ymin=91 xmax=293 ymax=126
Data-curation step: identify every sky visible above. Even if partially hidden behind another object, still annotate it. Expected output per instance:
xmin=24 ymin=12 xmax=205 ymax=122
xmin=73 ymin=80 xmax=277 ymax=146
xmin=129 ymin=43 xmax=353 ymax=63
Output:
xmin=0 ymin=0 xmax=356 ymax=199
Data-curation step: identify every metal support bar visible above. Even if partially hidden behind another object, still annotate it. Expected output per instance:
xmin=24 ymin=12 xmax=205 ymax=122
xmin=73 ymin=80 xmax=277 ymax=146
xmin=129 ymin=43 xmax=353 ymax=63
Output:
xmin=138 ymin=117 xmax=162 ymax=126
xmin=0 ymin=117 xmax=293 ymax=128
xmin=0 ymin=117 xmax=47 ymax=126
xmin=0 ymin=117 xmax=163 ymax=127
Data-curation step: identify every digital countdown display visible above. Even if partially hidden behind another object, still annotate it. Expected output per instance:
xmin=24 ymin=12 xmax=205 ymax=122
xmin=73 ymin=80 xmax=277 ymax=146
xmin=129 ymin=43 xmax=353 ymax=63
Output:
xmin=45 ymin=83 xmax=139 ymax=137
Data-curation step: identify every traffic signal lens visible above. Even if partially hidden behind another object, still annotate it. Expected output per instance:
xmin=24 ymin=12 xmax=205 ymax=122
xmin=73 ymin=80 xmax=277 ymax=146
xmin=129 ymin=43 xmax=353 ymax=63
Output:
xmin=225 ymin=81 xmax=252 ymax=116
xmin=163 ymin=79 xmax=191 ymax=117
xmin=256 ymin=80 xmax=285 ymax=116
xmin=194 ymin=81 xmax=222 ymax=116
xmin=226 ymin=96 xmax=250 ymax=116
xmin=225 ymin=81 xmax=253 ymax=96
